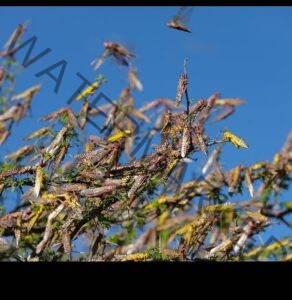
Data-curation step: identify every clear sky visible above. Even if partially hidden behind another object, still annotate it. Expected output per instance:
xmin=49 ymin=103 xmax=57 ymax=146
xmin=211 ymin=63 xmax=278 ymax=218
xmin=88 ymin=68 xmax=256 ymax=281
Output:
xmin=0 ymin=6 xmax=291 ymax=246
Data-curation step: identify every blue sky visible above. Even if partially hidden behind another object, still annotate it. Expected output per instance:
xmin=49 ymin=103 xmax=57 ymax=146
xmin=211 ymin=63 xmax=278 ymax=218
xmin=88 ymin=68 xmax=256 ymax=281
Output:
xmin=0 ymin=6 xmax=291 ymax=247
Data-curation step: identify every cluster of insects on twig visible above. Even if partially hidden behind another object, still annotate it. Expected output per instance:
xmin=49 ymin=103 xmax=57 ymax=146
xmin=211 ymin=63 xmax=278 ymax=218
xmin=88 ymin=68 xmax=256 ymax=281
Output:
xmin=0 ymin=13 xmax=291 ymax=262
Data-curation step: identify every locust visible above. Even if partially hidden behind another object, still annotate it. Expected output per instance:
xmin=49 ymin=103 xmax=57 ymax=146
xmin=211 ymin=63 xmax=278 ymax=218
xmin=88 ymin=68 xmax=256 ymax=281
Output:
xmin=101 ymin=104 xmax=118 ymax=133
xmin=106 ymin=140 xmax=125 ymax=168
xmin=176 ymin=59 xmax=188 ymax=108
xmin=0 ymin=67 xmax=5 ymax=86
xmin=36 ymin=203 xmax=65 ymax=254
xmin=4 ymin=22 xmax=27 ymax=51
xmin=0 ymin=124 xmax=10 ymax=146
xmin=42 ymin=107 xmax=78 ymax=127
xmin=176 ymin=72 xmax=188 ymax=108
xmin=78 ymin=100 xmax=89 ymax=129
xmin=75 ymin=76 xmax=106 ymax=101
xmin=128 ymin=68 xmax=143 ymax=91
xmin=139 ymin=98 xmax=176 ymax=113
xmin=76 ymin=169 xmax=105 ymax=181
xmin=0 ymin=166 xmax=35 ymax=181
xmin=51 ymin=143 xmax=68 ymax=171
xmin=91 ymin=41 xmax=135 ymax=70
xmin=119 ymin=87 xmax=131 ymax=104
xmin=0 ymin=22 xmax=27 ymax=58
xmin=222 ymin=130 xmax=248 ymax=149
xmin=197 ymin=92 xmax=219 ymax=127
xmin=189 ymin=99 xmax=207 ymax=119
xmin=215 ymin=98 xmax=245 ymax=106
xmin=44 ymin=126 xmax=69 ymax=161
xmin=227 ymin=165 xmax=242 ymax=194
xmin=34 ymin=165 xmax=44 ymax=197
xmin=5 ymin=145 xmax=34 ymax=161
xmin=194 ymin=124 xmax=207 ymax=155
xmin=12 ymin=85 xmax=41 ymax=102
xmin=202 ymin=146 xmax=222 ymax=175
xmin=244 ymin=168 xmax=254 ymax=198
xmin=87 ymin=135 xmax=108 ymax=148
xmin=75 ymin=149 xmax=103 ymax=162
xmin=161 ymin=111 xmax=173 ymax=143
xmin=107 ymin=129 xmax=132 ymax=143
xmin=84 ymin=143 xmax=95 ymax=153
xmin=167 ymin=6 xmax=193 ymax=33
xmin=25 ymin=126 xmax=52 ymax=141
xmin=181 ymin=122 xmax=191 ymax=158
xmin=124 ymin=121 xmax=135 ymax=157
xmin=0 ymin=104 xmax=23 ymax=122
xmin=109 ymin=159 xmax=144 ymax=175
xmin=128 ymin=175 xmax=147 ymax=202
xmin=99 ymin=89 xmax=149 ymax=135
xmin=80 ymin=186 xmax=117 ymax=198
xmin=59 ymin=183 xmax=88 ymax=193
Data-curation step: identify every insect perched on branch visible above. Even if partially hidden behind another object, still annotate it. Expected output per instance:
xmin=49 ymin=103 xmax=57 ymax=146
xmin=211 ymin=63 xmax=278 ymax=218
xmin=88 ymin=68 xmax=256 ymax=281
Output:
xmin=0 ymin=67 xmax=5 ymax=86
xmin=75 ymin=76 xmax=106 ymax=101
xmin=222 ymin=130 xmax=249 ymax=149
xmin=0 ymin=22 xmax=28 ymax=58
xmin=12 ymin=85 xmax=41 ymax=102
xmin=176 ymin=58 xmax=189 ymax=108
xmin=181 ymin=123 xmax=191 ymax=158
xmin=167 ymin=6 xmax=193 ymax=33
